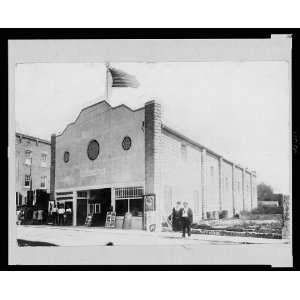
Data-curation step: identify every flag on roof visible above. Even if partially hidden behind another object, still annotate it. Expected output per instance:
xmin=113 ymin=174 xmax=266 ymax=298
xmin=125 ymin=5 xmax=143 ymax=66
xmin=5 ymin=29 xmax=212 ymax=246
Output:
xmin=104 ymin=63 xmax=140 ymax=101
xmin=108 ymin=66 xmax=140 ymax=88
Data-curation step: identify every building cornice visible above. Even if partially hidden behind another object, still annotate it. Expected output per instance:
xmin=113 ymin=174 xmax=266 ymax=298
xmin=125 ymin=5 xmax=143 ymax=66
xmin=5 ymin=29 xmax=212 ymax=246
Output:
xmin=161 ymin=124 xmax=256 ymax=176
xmin=16 ymin=132 xmax=51 ymax=145
xmin=56 ymin=99 xmax=144 ymax=137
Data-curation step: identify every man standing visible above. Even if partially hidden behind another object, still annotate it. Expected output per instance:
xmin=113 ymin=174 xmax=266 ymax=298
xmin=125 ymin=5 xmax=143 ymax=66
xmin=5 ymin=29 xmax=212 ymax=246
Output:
xmin=51 ymin=205 xmax=58 ymax=225
xmin=171 ymin=201 xmax=182 ymax=232
xmin=180 ymin=201 xmax=193 ymax=238
xmin=58 ymin=205 xmax=65 ymax=226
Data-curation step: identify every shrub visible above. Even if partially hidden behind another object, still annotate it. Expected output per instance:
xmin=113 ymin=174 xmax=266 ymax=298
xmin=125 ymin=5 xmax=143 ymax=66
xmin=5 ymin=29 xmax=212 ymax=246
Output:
xmin=191 ymin=223 xmax=212 ymax=230
xmin=219 ymin=210 xmax=229 ymax=219
xmin=251 ymin=206 xmax=283 ymax=215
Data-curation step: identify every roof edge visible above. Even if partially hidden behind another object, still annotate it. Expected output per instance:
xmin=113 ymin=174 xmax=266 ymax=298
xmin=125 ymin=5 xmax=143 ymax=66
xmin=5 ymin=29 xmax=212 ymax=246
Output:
xmin=56 ymin=99 xmax=145 ymax=137
xmin=16 ymin=132 xmax=51 ymax=145
xmin=161 ymin=124 xmax=256 ymax=174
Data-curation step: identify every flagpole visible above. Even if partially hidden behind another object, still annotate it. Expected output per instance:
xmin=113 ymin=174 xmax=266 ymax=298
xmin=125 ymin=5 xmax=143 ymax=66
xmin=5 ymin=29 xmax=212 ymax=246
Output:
xmin=105 ymin=62 xmax=110 ymax=102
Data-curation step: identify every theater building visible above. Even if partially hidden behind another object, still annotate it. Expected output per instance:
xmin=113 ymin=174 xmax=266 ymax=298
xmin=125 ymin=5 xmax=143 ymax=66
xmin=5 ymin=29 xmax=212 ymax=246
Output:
xmin=51 ymin=99 xmax=257 ymax=229
xmin=15 ymin=132 xmax=51 ymax=207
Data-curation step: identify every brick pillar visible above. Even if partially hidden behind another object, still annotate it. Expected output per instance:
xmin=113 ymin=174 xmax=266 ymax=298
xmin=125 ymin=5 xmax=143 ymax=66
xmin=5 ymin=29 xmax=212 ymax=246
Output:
xmin=232 ymin=164 xmax=236 ymax=216
xmin=218 ymin=157 xmax=223 ymax=211
xmin=73 ymin=190 xmax=77 ymax=226
xmin=282 ymin=195 xmax=290 ymax=241
xmin=201 ymin=148 xmax=207 ymax=219
xmin=250 ymin=172 xmax=253 ymax=209
xmin=251 ymin=174 xmax=257 ymax=209
xmin=145 ymin=100 xmax=162 ymax=229
xmin=50 ymin=134 xmax=56 ymax=203
xmin=242 ymin=168 xmax=246 ymax=211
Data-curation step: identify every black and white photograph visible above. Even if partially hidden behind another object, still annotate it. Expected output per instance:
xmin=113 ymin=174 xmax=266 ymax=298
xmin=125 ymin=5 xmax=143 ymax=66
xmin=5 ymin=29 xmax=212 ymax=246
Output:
xmin=7 ymin=36 xmax=293 ymax=267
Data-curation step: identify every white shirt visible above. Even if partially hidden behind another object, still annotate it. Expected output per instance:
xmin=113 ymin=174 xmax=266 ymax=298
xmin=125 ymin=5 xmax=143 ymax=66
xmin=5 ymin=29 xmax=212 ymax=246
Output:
xmin=182 ymin=208 xmax=189 ymax=217
xmin=58 ymin=208 xmax=65 ymax=214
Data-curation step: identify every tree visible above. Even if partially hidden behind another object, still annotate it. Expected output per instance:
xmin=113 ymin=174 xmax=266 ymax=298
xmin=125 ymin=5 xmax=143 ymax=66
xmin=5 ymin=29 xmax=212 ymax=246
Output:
xmin=257 ymin=183 xmax=274 ymax=201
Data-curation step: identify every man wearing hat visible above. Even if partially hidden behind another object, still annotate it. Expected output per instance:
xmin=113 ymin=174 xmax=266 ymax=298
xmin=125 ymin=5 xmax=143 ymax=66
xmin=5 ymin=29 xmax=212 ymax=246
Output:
xmin=171 ymin=201 xmax=182 ymax=232
xmin=180 ymin=201 xmax=193 ymax=238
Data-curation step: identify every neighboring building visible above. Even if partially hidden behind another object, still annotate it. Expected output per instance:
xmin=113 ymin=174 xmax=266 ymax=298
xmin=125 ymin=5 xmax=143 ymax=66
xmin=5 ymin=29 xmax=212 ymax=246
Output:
xmin=15 ymin=132 xmax=51 ymax=207
xmin=51 ymin=99 xmax=257 ymax=229
xmin=258 ymin=193 xmax=283 ymax=207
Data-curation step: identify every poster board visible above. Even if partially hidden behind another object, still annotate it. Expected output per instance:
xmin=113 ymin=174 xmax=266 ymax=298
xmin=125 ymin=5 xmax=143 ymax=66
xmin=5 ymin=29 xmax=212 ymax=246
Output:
xmin=85 ymin=214 xmax=92 ymax=227
xmin=105 ymin=212 xmax=116 ymax=228
xmin=144 ymin=194 xmax=156 ymax=211
xmin=143 ymin=194 xmax=157 ymax=231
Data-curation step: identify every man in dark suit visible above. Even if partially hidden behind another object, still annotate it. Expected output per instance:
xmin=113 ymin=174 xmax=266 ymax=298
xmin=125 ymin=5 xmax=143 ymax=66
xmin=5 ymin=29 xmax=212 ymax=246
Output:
xmin=180 ymin=201 xmax=193 ymax=238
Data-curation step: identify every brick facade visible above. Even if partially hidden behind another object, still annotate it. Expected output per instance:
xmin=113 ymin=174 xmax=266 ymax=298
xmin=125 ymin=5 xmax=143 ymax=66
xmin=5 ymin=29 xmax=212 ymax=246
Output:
xmin=50 ymin=134 xmax=56 ymax=202
xmin=15 ymin=132 xmax=51 ymax=206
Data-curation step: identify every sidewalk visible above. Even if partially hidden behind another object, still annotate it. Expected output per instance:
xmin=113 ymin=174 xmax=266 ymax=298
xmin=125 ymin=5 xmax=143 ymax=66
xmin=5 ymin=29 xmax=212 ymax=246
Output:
xmin=16 ymin=225 xmax=288 ymax=247
xmin=14 ymin=225 xmax=292 ymax=266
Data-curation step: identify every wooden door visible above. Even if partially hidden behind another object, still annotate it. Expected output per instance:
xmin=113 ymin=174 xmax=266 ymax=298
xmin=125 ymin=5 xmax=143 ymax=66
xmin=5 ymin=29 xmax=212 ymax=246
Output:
xmin=77 ymin=198 xmax=87 ymax=225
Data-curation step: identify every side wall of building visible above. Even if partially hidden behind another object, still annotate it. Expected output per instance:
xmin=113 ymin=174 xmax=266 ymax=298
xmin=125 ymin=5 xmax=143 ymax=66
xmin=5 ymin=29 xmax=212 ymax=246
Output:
xmin=206 ymin=153 xmax=220 ymax=213
xmin=160 ymin=130 xmax=203 ymax=222
xmin=235 ymin=167 xmax=243 ymax=213
xmin=251 ymin=175 xmax=258 ymax=209
xmin=159 ymin=128 xmax=258 ymax=222
xmin=222 ymin=161 xmax=233 ymax=216
xmin=244 ymin=172 xmax=252 ymax=211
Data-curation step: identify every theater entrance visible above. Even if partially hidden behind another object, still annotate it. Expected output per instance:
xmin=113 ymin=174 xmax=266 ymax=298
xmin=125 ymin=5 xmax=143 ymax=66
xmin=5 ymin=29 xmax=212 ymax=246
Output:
xmin=89 ymin=188 xmax=111 ymax=226
xmin=76 ymin=188 xmax=111 ymax=226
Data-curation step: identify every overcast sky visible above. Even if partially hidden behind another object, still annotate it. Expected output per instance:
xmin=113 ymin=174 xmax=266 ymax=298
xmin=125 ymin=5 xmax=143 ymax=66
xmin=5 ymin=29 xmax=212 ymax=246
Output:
xmin=15 ymin=62 xmax=290 ymax=193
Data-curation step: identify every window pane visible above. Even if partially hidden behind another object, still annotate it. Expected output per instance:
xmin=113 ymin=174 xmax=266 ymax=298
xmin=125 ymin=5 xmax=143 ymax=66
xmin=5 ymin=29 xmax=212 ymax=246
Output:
xmin=95 ymin=204 xmax=101 ymax=214
xmin=129 ymin=198 xmax=143 ymax=216
xmin=25 ymin=175 xmax=30 ymax=186
xmin=115 ymin=199 xmax=128 ymax=216
xmin=25 ymin=150 xmax=32 ymax=158
xmin=40 ymin=176 xmax=46 ymax=188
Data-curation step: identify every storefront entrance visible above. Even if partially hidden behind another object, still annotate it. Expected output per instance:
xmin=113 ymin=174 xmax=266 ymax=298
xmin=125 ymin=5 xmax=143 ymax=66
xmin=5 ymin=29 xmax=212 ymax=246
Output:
xmin=76 ymin=188 xmax=111 ymax=226
xmin=77 ymin=198 xmax=87 ymax=225
xmin=88 ymin=188 xmax=111 ymax=226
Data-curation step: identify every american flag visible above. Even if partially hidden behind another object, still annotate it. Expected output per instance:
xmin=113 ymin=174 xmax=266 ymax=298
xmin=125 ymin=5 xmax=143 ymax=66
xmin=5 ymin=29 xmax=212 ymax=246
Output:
xmin=108 ymin=67 xmax=140 ymax=88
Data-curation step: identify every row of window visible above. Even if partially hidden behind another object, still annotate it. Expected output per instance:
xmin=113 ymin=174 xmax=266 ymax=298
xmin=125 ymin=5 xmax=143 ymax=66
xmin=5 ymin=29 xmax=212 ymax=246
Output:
xmin=24 ymin=150 xmax=48 ymax=167
xmin=115 ymin=198 xmax=143 ymax=217
xmin=223 ymin=178 xmax=251 ymax=194
xmin=63 ymin=136 xmax=132 ymax=163
xmin=24 ymin=175 xmax=47 ymax=189
xmin=115 ymin=187 xmax=144 ymax=216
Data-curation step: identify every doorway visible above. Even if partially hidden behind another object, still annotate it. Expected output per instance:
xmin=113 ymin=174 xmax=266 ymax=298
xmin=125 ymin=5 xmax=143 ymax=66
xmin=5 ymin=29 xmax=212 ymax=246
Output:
xmin=77 ymin=198 xmax=87 ymax=226
xmin=89 ymin=188 xmax=111 ymax=226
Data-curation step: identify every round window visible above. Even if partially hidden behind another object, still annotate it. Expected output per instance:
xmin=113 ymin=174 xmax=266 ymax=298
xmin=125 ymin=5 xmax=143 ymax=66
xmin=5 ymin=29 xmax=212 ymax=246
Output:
xmin=64 ymin=151 xmax=70 ymax=163
xmin=122 ymin=136 xmax=132 ymax=150
xmin=87 ymin=140 xmax=100 ymax=160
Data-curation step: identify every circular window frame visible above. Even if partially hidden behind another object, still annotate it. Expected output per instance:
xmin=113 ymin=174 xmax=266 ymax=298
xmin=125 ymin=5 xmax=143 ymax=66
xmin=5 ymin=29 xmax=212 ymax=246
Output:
xmin=87 ymin=139 xmax=100 ymax=161
xmin=63 ymin=151 xmax=70 ymax=163
xmin=122 ymin=136 xmax=132 ymax=151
